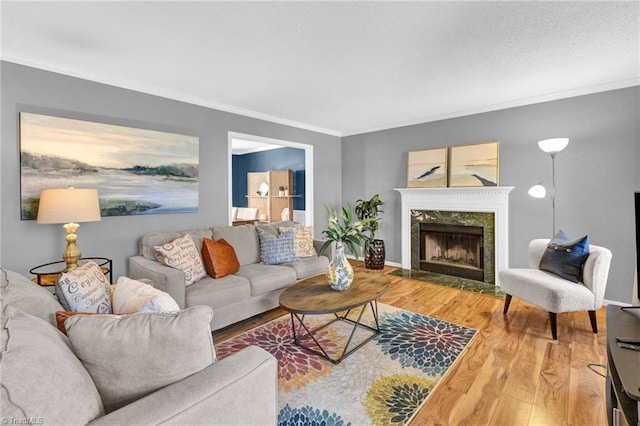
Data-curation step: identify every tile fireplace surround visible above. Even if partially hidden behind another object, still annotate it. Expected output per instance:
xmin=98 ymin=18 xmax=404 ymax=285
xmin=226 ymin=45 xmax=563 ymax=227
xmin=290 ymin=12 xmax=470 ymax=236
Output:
xmin=394 ymin=187 xmax=514 ymax=286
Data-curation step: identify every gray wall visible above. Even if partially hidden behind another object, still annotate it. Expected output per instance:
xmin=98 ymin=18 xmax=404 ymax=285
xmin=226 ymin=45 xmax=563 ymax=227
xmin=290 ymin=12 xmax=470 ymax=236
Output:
xmin=2 ymin=60 xmax=638 ymax=303
xmin=342 ymin=87 xmax=640 ymax=304
xmin=1 ymin=61 xmax=342 ymax=279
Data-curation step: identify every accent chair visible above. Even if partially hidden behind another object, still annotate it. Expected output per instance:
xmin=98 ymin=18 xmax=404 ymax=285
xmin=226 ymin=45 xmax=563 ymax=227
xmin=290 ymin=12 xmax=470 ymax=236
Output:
xmin=499 ymin=238 xmax=612 ymax=340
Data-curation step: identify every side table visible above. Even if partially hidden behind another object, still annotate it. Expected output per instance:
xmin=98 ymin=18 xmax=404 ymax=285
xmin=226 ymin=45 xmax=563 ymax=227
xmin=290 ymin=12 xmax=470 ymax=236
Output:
xmin=30 ymin=257 xmax=112 ymax=286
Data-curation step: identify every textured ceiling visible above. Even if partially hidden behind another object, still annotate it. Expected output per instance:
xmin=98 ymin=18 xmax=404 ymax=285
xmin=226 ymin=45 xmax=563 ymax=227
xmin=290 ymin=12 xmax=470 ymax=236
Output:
xmin=2 ymin=1 xmax=638 ymax=136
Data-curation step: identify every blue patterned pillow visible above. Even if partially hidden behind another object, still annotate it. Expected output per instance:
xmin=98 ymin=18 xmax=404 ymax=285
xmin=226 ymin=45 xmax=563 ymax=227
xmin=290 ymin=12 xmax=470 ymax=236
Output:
xmin=257 ymin=228 xmax=298 ymax=265
xmin=539 ymin=230 xmax=590 ymax=283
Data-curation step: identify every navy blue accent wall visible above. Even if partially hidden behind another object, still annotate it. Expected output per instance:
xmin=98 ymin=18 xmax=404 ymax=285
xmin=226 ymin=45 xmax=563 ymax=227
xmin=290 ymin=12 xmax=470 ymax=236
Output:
xmin=231 ymin=155 xmax=247 ymax=207
xmin=232 ymin=147 xmax=305 ymax=210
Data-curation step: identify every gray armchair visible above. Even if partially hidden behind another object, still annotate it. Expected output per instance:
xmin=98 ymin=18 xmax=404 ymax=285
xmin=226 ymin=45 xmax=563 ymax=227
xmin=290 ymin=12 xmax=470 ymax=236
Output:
xmin=499 ymin=239 xmax=612 ymax=340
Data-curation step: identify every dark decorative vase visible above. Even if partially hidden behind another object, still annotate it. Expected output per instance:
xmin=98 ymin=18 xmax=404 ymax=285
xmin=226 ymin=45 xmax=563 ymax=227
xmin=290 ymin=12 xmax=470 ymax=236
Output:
xmin=364 ymin=239 xmax=385 ymax=270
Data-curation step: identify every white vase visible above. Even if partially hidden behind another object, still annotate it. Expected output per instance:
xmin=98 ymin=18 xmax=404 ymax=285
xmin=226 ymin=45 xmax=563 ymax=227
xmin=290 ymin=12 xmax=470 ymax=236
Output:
xmin=326 ymin=241 xmax=354 ymax=291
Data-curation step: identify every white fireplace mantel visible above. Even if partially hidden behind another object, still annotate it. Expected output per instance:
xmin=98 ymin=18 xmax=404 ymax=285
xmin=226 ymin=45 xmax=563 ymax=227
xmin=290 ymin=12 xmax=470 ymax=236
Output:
xmin=394 ymin=186 xmax=514 ymax=286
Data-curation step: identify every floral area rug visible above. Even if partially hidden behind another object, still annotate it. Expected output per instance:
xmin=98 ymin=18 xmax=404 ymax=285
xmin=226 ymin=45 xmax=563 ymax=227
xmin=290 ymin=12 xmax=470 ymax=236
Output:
xmin=216 ymin=303 xmax=477 ymax=425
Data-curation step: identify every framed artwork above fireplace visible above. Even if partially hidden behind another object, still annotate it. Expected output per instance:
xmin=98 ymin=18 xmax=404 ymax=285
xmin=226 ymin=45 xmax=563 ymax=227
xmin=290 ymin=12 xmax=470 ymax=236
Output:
xmin=406 ymin=147 xmax=447 ymax=188
xmin=449 ymin=141 xmax=499 ymax=187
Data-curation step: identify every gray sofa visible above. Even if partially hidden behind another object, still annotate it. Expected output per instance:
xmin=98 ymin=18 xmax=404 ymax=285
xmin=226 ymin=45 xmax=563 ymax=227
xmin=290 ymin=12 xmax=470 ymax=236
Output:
xmin=0 ymin=268 xmax=278 ymax=425
xmin=129 ymin=222 xmax=333 ymax=331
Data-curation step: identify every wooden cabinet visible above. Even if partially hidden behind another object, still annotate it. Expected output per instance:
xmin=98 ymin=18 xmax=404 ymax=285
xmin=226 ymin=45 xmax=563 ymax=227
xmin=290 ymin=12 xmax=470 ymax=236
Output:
xmin=606 ymin=305 xmax=640 ymax=426
xmin=247 ymin=170 xmax=294 ymax=223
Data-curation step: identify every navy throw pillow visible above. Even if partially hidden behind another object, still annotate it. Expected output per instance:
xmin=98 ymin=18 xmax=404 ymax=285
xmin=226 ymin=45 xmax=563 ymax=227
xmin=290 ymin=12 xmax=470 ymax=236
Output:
xmin=549 ymin=229 xmax=570 ymax=244
xmin=539 ymin=230 xmax=590 ymax=283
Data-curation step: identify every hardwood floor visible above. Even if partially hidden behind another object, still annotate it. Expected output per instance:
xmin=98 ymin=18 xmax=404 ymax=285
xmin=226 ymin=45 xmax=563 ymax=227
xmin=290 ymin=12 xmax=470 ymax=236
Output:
xmin=213 ymin=262 xmax=608 ymax=426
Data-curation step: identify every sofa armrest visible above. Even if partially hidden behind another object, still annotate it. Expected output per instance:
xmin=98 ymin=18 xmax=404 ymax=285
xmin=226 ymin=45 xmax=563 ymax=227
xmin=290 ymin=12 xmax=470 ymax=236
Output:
xmin=314 ymin=239 xmax=335 ymax=262
xmin=89 ymin=346 xmax=277 ymax=426
xmin=128 ymin=255 xmax=187 ymax=308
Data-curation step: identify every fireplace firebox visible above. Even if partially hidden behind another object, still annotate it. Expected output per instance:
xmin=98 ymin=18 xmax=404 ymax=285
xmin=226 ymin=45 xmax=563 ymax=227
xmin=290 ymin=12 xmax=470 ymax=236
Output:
xmin=419 ymin=223 xmax=484 ymax=281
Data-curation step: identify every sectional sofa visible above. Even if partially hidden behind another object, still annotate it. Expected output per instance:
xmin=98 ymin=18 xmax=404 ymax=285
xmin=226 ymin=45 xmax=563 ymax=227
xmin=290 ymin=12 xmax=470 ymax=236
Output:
xmin=0 ymin=268 xmax=278 ymax=425
xmin=129 ymin=222 xmax=334 ymax=331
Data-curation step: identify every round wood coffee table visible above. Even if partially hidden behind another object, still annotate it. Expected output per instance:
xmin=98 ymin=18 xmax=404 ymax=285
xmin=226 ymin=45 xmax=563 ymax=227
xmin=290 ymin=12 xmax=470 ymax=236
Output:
xmin=279 ymin=270 xmax=390 ymax=364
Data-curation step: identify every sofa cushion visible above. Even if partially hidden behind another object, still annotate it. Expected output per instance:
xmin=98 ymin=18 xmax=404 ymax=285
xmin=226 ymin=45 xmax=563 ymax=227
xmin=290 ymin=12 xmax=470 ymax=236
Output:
xmin=0 ymin=268 xmax=64 ymax=326
xmin=154 ymin=234 xmax=207 ymax=286
xmin=112 ymin=276 xmax=180 ymax=314
xmin=280 ymin=226 xmax=318 ymax=258
xmin=140 ymin=229 xmax=212 ymax=261
xmin=64 ymin=306 xmax=216 ymax=413
xmin=1 ymin=305 xmax=104 ymax=424
xmin=256 ymin=220 xmax=297 ymax=235
xmin=257 ymin=228 xmax=298 ymax=265
xmin=55 ymin=311 xmax=100 ymax=334
xmin=282 ymin=256 xmax=329 ymax=280
xmin=185 ymin=274 xmax=251 ymax=309
xmin=235 ymin=263 xmax=297 ymax=296
xmin=211 ymin=225 xmax=260 ymax=266
xmin=55 ymin=261 xmax=112 ymax=313
xmin=201 ymin=237 xmax=240 ymax=279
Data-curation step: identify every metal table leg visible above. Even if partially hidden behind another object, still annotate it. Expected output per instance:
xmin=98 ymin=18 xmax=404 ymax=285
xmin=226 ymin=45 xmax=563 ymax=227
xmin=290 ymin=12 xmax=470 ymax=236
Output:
xmin=289 ymin=301 xmax=381 ymax=364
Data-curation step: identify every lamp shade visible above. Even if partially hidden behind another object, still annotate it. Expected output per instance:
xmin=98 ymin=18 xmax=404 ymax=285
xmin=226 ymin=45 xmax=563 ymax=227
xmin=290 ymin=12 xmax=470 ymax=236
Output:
xmin=37 ymin=188 xmax=101 ymax=224
xmin=538 ymin=138 xmax=569 ymax=154
xmin=528 ymin=184 xmax=547 ymax=199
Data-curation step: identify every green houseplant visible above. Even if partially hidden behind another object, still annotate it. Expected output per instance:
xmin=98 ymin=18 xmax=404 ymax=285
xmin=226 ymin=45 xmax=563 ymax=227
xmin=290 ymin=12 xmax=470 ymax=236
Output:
xmin=355 ymin=194 xmax=385 ymax=270
xmin=319 ymin=203 xmax=372 ymax=290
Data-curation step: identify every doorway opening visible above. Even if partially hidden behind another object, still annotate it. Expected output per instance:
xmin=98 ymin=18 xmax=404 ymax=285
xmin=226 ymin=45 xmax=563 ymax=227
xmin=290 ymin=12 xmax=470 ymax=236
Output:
xmin=228 ymin=132 xmax=313 ymax=226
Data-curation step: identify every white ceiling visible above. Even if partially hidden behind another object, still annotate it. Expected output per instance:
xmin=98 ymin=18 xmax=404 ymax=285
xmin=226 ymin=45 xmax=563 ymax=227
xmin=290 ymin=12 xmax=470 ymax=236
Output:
xmin=2 ymin=1 xmax=638 ymax=137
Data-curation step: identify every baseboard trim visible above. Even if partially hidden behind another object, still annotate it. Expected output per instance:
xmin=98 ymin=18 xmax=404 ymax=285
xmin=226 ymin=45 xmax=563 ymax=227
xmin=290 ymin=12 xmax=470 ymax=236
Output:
xmin=604 ymin=299 xmax=632 ymax=307
xmin=344 ymin=254 xmax=401 ymax=268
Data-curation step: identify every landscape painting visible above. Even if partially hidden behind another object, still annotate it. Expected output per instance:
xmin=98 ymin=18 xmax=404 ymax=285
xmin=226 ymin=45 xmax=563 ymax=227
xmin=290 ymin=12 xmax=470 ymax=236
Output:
xmin=449 ymin=141 xmax=499 ymax=187
xmin=20 ymin=112 xmax=199 ymax=220
xmin=407 ymin=147 xmax=447 ymax=188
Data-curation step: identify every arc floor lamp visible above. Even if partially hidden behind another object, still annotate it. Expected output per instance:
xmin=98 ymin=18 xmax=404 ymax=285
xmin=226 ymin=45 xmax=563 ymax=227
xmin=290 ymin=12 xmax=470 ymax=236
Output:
xmin=528 ymin=138 xmax=569 ymax=235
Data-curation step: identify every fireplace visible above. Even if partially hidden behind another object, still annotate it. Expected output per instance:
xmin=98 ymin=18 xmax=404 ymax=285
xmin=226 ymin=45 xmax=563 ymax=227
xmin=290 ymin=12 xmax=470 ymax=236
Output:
xmin=420 ymin=223 xmax=484 ymax=281
xmin=412 ymin=210 xmax=493 ymax=282
xmin=395 ymin=187 xmax=514 ymax=286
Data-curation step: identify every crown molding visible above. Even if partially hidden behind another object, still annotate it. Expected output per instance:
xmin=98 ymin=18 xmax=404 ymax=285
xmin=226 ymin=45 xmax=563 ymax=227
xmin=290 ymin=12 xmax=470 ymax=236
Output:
xmin=3 ymin=54 xmax=638 ymax=140
xmin=1 ymin=54 xmax=343 ymax=137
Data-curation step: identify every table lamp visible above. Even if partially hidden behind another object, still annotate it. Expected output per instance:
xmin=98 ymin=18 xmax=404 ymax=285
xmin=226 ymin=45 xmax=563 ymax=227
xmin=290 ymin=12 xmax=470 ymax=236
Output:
xmin=37 ymin=187 xmax=101 ymax=272
xmin=528 ymin=138 xmax=569 ymax=235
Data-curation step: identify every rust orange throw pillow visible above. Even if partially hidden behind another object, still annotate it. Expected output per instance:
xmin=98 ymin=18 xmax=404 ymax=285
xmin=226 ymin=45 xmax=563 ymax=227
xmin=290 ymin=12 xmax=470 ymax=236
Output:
xmin=201 ymin=238 xmax=240 ymax=279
